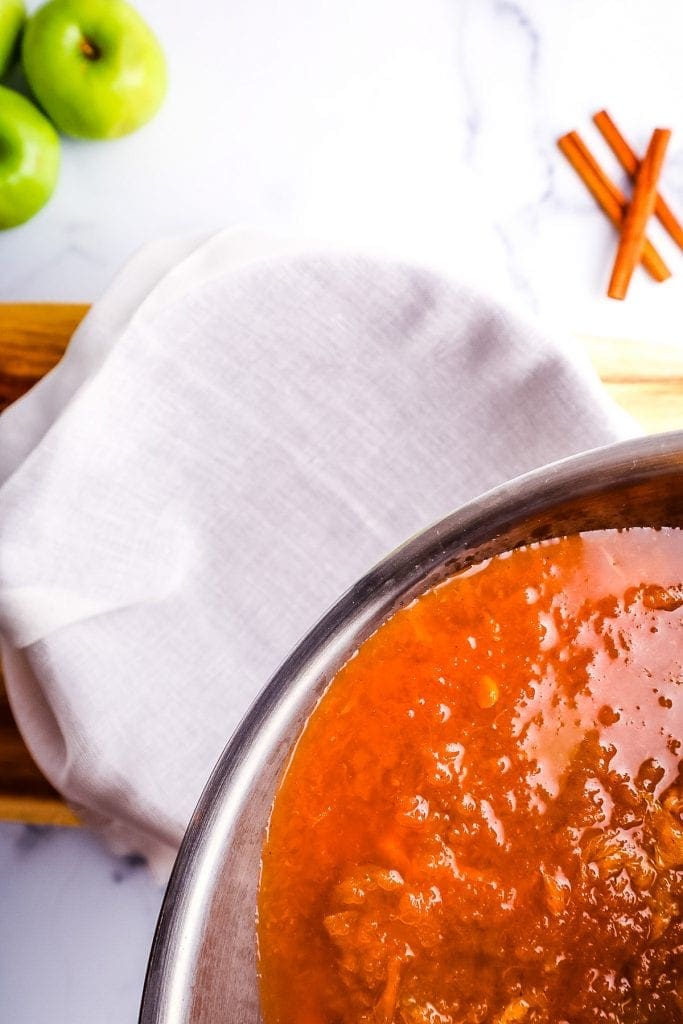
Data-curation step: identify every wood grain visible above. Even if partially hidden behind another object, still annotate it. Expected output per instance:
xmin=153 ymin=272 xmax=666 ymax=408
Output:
xmin=0 ymin=304 xmax=88 ymax=412
xmin=0 ymin=304 xmax=89 ymax=825
xmin=0 ymin=304 xmax=681 ymax=827
xmin=0 ymin=668 xmax=79 ymax=825
xmin=580 ymin=336 xmax=683 ymax=435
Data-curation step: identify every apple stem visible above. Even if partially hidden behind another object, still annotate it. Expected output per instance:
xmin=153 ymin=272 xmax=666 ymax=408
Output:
xmin=80 ymin=37 xmax=101 ymax=60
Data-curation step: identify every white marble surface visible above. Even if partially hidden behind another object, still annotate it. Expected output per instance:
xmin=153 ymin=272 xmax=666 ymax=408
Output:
xmin=0 ymin=821 xmax=163 ymax=1023
xmin=2 ymin=0 xmax=683 ymax=344
xmin=1 ymin=2 xmax=683 ymax=1023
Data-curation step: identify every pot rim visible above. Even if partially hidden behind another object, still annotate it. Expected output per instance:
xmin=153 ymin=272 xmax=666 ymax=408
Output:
xmin=139 ymin=429 xmax=683 ymax=1024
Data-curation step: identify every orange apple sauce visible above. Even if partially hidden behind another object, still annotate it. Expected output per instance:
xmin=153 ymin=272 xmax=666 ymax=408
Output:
xmin=258 ymin=529 xmax=683 ymax=1024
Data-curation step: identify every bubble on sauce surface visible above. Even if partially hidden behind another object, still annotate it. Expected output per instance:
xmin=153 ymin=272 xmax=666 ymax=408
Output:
xmin=513 ymin=528 xmax=682 ymax=805
xmin=479 ymin=798 xmax=506 ymax=846
xmin=437 ymin=703 xmax=451 ymax=723
xmin=258 ymin=528 xmax=683 ymax=1024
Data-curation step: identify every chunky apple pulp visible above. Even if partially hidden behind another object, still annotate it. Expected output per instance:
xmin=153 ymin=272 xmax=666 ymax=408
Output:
xmin=258 ymin=528 xmax=682 ymax=1024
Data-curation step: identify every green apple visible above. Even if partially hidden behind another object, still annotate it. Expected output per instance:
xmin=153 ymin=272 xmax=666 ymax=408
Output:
xmin=22 ymin=0 xmax=167 ymax=139
xmin=0 ymin=0 xmax=25 ymax=78
xmin=0 ymin=85 xmax=59 ymax=228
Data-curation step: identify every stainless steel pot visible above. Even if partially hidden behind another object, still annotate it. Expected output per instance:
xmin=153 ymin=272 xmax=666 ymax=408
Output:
xmin=139 ymin=431 xmax=683 ymax=1024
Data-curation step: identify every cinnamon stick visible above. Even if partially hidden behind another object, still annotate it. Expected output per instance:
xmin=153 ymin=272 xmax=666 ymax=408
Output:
xmin=557 ymin=132 xmax=670 ymax=283
xmin=608 ymin=128 xmax=671 ymax=300
xmin=593 ymin=110 xmax=683 ymax=250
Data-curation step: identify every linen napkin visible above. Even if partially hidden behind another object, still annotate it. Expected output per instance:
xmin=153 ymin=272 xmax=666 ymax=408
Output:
xmin=0 ymin=230 xmax=637 ymax=875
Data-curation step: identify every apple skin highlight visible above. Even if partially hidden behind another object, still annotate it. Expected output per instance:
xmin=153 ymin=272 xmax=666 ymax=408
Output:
xmin=0 ymin=85 xmax=60 ymax=228
xmin=22 ymin=0 xmax=167 ymax=140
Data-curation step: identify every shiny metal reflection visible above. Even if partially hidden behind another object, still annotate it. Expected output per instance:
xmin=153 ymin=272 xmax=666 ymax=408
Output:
xmin=139 ymin=431 xmax=683 ymax=1024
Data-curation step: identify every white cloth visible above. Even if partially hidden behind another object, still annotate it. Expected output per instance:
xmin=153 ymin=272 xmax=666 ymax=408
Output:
xmin=0 ymin=230 xmax=637 ymax=875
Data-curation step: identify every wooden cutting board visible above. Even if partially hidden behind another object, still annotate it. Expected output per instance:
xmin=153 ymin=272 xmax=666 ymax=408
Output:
xmin=0 ymin=303 xmax=682 ymax=827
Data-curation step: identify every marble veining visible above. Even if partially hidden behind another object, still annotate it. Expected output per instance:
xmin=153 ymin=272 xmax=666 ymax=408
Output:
xmin=1 ymin=0 xmax=682 ymax=345
xmin=0 ymin=822 xmax=163 ymax=1024
xmin=1 ymin=2 xmax=683 ymax=1022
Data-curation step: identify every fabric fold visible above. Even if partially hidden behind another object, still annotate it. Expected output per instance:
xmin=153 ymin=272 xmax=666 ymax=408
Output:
xmin=0 ymin=230 xmax=638 ymax=874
